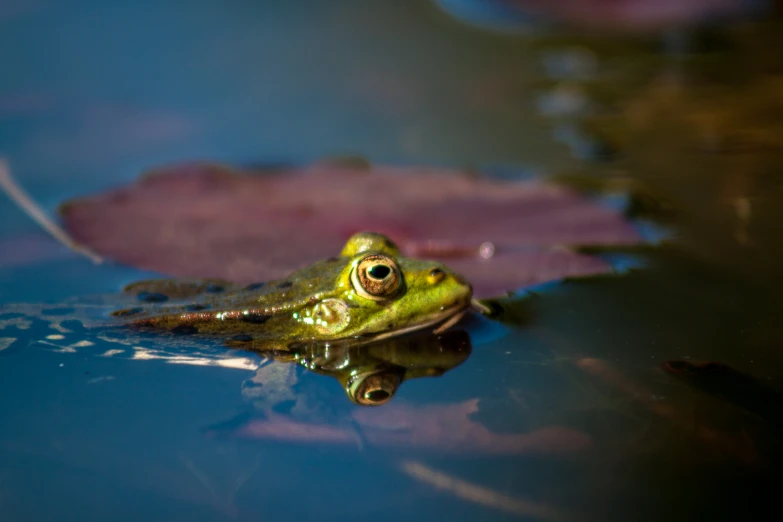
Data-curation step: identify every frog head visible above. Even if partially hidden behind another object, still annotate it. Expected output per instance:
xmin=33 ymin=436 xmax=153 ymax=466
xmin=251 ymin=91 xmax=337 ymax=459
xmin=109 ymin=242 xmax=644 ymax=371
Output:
xmin=293 ymin=232 xmax=473 ymax=343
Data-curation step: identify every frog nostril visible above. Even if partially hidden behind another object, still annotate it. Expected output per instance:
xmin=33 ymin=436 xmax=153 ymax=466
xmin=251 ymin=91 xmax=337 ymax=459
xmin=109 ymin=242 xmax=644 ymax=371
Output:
xmin=428 ymin=268 xmax=445 ymax=284
xmin=136 ymin=292 xmax=168 ymax=303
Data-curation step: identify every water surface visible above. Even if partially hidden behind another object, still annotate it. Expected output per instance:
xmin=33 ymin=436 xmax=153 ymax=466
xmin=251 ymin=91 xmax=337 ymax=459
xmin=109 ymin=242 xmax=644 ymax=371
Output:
xmin=2 ymin=1 xmax=782 ymax=521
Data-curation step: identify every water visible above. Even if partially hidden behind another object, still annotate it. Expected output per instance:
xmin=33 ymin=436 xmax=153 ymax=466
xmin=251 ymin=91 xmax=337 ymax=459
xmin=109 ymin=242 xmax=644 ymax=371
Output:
xmin=2 ymin=1 xmax=783 ymax=520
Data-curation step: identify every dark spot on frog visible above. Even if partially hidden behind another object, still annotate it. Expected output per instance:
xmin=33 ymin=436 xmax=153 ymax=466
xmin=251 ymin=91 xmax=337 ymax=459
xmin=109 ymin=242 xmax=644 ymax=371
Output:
xmin=171 ymin=324 xmax=198 ymax=335
xmin=137 ymin=292 xmax=168 ymax=303
xmin=386 ymin=323 xmax=395 ymax=330
xmin=206 ymin=284 xmax=225 ymax=293
xmin=186 ymin=304 xmax=208 ymax=311
xmin=111 ymin=307 xmax=144 ymax=317
xmin=241 ymin=314 xmax=270 ymax=324
xmin=244 ymin=282 xmax=266 ymax=291
xmin=230 ymin=334 xmax=254 ymax=343
xmin=41 ymin=307 xmax=75 ymax=316
xmin=277 ymin=281 xmax=293 ymax=289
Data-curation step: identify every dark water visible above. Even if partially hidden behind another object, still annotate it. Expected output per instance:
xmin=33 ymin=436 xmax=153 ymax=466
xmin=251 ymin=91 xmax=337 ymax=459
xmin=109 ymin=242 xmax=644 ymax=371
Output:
xmin=2 ymin=1 xmax=783 ymax=521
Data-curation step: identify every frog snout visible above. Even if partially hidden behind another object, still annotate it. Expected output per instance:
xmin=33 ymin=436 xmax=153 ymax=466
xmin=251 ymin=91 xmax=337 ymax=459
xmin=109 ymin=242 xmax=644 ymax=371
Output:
xmin=452 ymin=272 xmax=470 ymax=288
xmin=449 ymin=270 xmax=472 ymax=293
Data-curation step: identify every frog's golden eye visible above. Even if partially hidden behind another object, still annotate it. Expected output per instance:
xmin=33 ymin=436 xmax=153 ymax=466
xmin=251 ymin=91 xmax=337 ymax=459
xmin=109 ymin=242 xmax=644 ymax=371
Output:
xmin=351 ymin=254 xmax=402 ymax=300
xmin=347 ymin=371 xmax=401 ymax=406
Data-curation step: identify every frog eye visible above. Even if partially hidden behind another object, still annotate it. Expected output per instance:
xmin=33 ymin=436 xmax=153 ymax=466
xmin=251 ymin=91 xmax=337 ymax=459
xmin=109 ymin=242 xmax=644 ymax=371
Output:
xmin=347 ymin=371 xmax=401 ymax=406
xmin=351 ymin=254 xmax=402 ymax=300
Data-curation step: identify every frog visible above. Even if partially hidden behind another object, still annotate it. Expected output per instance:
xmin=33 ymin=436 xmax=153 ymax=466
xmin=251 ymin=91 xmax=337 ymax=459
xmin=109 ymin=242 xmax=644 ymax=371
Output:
xmin=294 ymin=328 xmax=472 ymax=406
xmin=0 ymin=297 xmax=472 ymax=407
xmin=112 ymin=232 xmax=474 ymax=351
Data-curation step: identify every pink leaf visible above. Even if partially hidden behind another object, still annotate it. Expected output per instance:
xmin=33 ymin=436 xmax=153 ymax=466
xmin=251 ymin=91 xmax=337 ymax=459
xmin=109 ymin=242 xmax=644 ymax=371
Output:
xmin=60 ymin=161 xmax=647 ymax=298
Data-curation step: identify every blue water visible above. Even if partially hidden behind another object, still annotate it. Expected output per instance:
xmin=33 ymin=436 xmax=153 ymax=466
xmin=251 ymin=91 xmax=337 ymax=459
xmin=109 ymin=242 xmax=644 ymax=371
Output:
xmin=2 ymin=1 xmax=783 ymax=521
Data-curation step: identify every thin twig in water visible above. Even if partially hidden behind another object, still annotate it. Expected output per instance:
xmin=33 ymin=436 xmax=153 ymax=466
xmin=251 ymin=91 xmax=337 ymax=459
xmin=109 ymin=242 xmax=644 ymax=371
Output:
xmin=470 ymin=298 xmax=493 ymax=316
xmin=231 ymin=451 xmax=262 ymax=498
xmin=178 ymin=452 xmax=239 ymax=519
xmin=400 ymin=461 xmax=563 ymax=521
xmin=0 ymin=157 xmax=103 ymax=264
xmin=432 ymin=309 xmax=468 ymax=335
xmin=178 ymin=453 xmax=220 ymax=504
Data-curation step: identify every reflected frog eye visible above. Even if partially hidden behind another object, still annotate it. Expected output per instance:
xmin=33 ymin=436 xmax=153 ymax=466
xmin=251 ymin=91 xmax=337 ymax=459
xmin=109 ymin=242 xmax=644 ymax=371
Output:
xmin=347 ymin=371 xmax=401 ymax=406
xmin=351 ymin=254 xmax=402 ymax=300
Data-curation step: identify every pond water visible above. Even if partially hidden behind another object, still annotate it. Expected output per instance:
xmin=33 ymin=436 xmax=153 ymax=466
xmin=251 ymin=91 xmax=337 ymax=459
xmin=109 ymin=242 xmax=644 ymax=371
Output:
xmin=2 ymin=1 xmax=783 ymax=521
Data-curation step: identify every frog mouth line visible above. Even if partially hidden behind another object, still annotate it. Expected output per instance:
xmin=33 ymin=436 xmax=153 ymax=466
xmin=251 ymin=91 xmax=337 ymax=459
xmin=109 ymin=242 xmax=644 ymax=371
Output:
xmin=360 ymin=301 xmax=471 ymax=344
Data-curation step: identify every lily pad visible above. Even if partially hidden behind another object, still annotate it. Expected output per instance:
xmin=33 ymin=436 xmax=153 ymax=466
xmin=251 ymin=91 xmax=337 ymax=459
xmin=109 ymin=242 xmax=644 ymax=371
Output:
xmin=60 ymin=161 xmax=652 ymax=298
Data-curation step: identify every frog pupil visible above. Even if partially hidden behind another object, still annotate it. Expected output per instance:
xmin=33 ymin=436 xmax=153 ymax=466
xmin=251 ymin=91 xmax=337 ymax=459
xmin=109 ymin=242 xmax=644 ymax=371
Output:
xmin=365 ymin=389 xmax=390 ymax=402
xmin=368 ymin=265 xmax=391 ymax=279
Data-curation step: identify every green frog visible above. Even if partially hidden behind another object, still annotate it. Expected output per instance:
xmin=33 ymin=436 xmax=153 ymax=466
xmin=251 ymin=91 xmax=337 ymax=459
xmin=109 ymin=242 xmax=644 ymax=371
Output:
xmin=113 ymin=232 xmax=474 ymax=350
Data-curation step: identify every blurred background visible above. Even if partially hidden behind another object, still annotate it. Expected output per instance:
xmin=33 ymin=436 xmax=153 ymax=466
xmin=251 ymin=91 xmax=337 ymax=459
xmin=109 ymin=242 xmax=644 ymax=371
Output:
xmin=2 ymin=1 xmax=783 ymax=521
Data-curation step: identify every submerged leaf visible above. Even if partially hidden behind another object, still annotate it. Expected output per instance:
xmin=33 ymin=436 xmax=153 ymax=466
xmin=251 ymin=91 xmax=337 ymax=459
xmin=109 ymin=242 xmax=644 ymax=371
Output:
xmin=60 ymin=162 xmax=650 ymax=298
xmin=212 ymin=399 xmax=592 ymax=455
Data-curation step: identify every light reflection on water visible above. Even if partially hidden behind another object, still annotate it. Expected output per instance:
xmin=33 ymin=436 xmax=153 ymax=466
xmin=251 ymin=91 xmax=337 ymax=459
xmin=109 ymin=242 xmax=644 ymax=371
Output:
xmin=2 ymin=1 xmax=783 ymax=521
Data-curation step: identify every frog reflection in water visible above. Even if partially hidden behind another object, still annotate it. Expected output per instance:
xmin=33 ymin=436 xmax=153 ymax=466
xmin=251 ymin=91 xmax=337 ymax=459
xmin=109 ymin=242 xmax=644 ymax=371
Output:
xmin=111 ymin=232 xmax=474 ymax=403
xmin=295 ymin=328 xmax=471 ymax=405
xmin=247 ymin=328 xmax=472 ymax=407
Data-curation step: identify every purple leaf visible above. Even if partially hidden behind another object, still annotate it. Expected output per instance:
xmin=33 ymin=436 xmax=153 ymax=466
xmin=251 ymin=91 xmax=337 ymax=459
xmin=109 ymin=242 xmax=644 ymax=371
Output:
xmin=60 ymin=161 xmax=647 ymax=298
